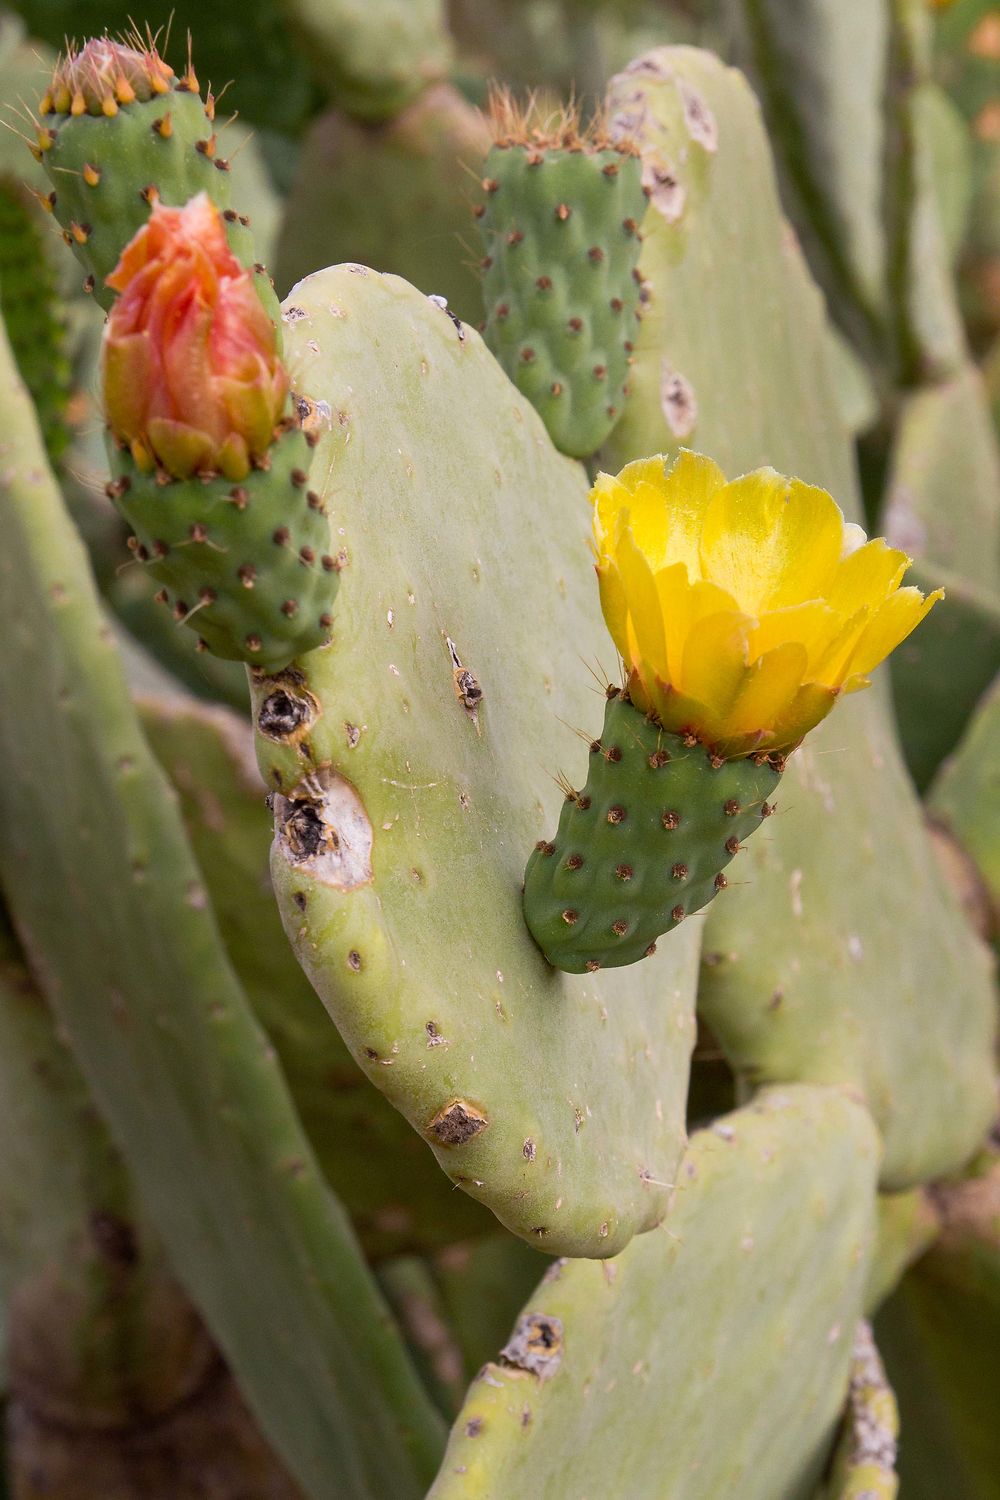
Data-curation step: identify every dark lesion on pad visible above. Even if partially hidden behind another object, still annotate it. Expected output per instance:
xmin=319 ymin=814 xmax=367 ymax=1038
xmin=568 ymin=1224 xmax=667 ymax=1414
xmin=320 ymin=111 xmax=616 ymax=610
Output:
xmin=427 ymin=1098 xmax=489 ymax=1146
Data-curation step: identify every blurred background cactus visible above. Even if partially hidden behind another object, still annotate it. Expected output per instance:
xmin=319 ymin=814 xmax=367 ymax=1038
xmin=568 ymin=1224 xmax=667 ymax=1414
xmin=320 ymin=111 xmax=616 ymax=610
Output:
xmin=0 ymin=0 xmax=996 ymax=1495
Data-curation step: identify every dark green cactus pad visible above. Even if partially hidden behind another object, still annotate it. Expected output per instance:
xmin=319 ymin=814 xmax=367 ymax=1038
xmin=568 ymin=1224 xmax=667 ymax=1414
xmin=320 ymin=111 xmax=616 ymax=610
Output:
xmin=106 ymin=424 xmax=336 ymax=671
xmin=0 ymin=176 xmax=71 ymax=465
xmin=478 ymin=138 xmax=646 ymax=458
xmin=523 ymin=691 xmax=781 ymax=973
xmin=38 ymin=89 xmax=275 ymax=319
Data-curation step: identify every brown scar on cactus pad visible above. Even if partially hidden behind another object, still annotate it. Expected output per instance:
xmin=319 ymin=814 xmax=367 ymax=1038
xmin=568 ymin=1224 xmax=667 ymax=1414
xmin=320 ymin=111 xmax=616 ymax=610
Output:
xmin=428 ymin=1100 xmax=489 ymax=1147
xmin=255 ymin=671 xmax=322 ymax=744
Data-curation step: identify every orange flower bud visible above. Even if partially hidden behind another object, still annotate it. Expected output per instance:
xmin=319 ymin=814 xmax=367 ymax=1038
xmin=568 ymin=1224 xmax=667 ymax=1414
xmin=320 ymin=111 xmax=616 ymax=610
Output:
xmin=101 ymin=194 xmax=288 ymax=481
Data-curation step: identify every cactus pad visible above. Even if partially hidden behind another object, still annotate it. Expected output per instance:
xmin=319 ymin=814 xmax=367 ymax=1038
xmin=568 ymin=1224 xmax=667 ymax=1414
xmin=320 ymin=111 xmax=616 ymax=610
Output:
xmin=105 ymin=425 xmax=335 ymax=670
xmin=36 ymin=42 xmax=274 ymax=318
xmin=252 ymin=266 xmax=699 ymax=1258
xmin=523 ymin=689 xmax=781 ymax=972
xmin=478 ymin=108 xmax=646 ymax=458
xmin=429 ymin=1085 xmax=879 ymax=1500
xmin=602 ymin=46 xmax=997 ymax=1188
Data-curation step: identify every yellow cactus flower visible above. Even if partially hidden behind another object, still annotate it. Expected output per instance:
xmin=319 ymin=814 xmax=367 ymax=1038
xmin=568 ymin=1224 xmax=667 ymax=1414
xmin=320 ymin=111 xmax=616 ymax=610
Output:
xmin=591 ymin=451 xmax=942 ymax=758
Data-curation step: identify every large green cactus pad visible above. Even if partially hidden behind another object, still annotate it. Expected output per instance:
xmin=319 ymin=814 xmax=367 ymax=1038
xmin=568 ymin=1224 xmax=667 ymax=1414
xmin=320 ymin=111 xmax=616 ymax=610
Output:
xmin=277 ymin=0 xmax=452 ymax=121
xmin=732 ymin=0 xmax=889 ymax=361
xmin=252 ymin=266 xmax=699 ymax=1258
xmin=881 ymin=363 xmax=1000 ymax=596
xmin=874 ymin=1149 xmax=1000 ymax=1500
xmin=889 ymin=560 xmax=1000 ymax=792
xmin=428 ymin=1086 xmax=879 ymax=1500
xmin=523 ymin=690 xmax=780 ymax=972
xmin=603 ymin=46 xmax=997 ymax=1188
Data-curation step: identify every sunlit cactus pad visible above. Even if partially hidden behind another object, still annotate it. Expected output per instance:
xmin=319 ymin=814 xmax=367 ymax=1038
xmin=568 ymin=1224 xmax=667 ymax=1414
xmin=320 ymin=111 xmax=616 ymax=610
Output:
xmin=251 ymin=266 xmax=699 ymax=1258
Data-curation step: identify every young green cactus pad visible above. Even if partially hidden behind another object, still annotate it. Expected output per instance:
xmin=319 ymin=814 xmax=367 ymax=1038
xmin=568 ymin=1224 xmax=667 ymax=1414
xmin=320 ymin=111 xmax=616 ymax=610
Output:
xmin=524 ymin=448 xmax=938 ymax=973
xmin=477 ymin=91 xmax=647 ymax=459
xmin=523 ymin=688 xmax=780 ymax=972
xmin=100 ymin=194 xmax=335 ymax=669
xmin=252 ymin=266 xmax=698 ymax=1259
xmin=602 ymin=46 xmax=997 ymax=1188
xmin=428 ymin=1086 xmax=880 ymax=1500
xmin=0 ymin=176 xmax=71 ymax=465
xmin=34 ymin=35 xmax=276 ymax=319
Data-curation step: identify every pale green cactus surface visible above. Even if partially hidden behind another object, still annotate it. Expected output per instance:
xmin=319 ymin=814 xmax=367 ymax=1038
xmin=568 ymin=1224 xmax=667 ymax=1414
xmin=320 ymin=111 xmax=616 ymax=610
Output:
xmin=429 ymin=1087 xmax=880 ymax=1500
xmin=251 ymin=266 xmax=697 ymax=1258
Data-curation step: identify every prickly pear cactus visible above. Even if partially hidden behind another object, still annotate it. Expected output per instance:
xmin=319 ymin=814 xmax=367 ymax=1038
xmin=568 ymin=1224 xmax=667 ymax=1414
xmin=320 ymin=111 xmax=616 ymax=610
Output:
xmin=251 ymin=267 xmax=698 ymax=1258
xmin=107 ymin=424 xmax=337 ymax=669
xmin=603 ymin=46 xmax=997 ymax=1188
xmin=477 ymin=94 xmax=646 ymax=458
xmin=523 ymin=688 xmax=780 ymax=971
xmin=34 ymin=37 xmax=276 ymax=318
xmin=429 ymin=1087 xmax=880 ymax=1500
xmin=275 ymin=84 xmax=490 ymax=319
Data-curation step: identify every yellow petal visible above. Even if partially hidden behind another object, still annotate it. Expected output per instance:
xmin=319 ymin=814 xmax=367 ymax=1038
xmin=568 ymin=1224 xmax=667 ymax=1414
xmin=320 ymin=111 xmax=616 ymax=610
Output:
xmin=749 ymin=601 xmax=840 ymax=666
xmin=680 ymin=611 xmax=754 ymax=724
xmin=591 ymin=451 xmax=725 ymax=576
xmin=591 ymin=472 xmax=635 ymax=556
xmin=700 ymin=469 xmax=844 ymax=612
xmin=617 ymin=528 xmax=668 ymax=682
xmin=808 ymin=606 xmax=872 ymax=686
xmin=596 ymin=560 xmax=630 ymax=664
xmin=724 ymin=642 xmax=811 ymax=737
xmin=843 ymin=587 xmax=944 ymax=679
xmin=825 ymin=538 xmax=911 ymax=618
xmin=840 ymin=522 xmax=868 ymax=557
xmin=656 ymin=566 xmax=739 ymax=685
xmin=768 ymin=682 xmax=840 ymax=751
xmin=638 ymin=449 xmax=727 ymax=576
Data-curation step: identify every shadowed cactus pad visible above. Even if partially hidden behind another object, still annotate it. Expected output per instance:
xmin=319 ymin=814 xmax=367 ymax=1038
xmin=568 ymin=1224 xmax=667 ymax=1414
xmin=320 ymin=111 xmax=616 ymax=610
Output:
xmin=523 ymin=689 xmax=781 ymax=972
xmin=478 ymin=99 xmax=646 ymax=458
xmin=107 ymin=425 xmax=336 ymax=669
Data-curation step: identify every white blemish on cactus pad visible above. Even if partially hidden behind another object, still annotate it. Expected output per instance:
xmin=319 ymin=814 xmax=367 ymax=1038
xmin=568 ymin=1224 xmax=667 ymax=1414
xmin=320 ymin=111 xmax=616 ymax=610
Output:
xmin=272 ymin=768 xmax=373 ymax=890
